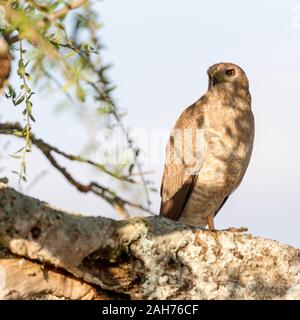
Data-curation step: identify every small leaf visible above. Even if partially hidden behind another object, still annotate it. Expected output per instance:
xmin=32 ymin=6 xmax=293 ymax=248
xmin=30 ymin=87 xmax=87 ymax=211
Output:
xmin=128 ymin=163 xmax=135 ymax=174
xmin=105 ymin=85 xmax=116 ymax=95
xmin=135 ymin=148 xmax=140 ymax=157
xmin=17 ymin=59 xmax=25 ymax=76
xmin=9 ymin=154 xmax=22 ymax=159
xmin=28 ymin=92 xmax=35 ymax=99
xmin=29 ymin=113 xmax=36 ymax=122
xmin=27 ymin=138 xmax=32 ymax=150
xmin=76 ymin=83 xmax=85 ymax=102
xmin=49 ymin=1 xmax=60 ymax=13
xmin=13 ymin=131 xmax=24 ymax=137
xmin=26 ymin=100 xmax=32 ymax=114
xmin=15 ymin=96 xmax=25 ymax=105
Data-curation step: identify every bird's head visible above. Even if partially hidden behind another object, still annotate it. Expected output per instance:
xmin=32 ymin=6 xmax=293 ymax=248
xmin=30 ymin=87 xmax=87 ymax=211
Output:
xmin=207 ymin=63 xmax=249 ymax=91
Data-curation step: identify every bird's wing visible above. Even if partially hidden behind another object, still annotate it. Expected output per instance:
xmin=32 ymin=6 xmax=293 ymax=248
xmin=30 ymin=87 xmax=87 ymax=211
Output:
xmin=160 ymin=98 xmax=206 ymax=220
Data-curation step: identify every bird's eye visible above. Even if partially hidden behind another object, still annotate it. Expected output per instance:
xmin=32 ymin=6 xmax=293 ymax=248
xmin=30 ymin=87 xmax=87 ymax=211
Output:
xmin=226 ymin=69 xmax=235 ymax=77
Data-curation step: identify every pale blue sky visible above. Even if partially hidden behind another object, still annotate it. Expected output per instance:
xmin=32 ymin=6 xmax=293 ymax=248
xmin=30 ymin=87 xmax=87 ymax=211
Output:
xmin=1 ymin=0 xmax=300 ymax=247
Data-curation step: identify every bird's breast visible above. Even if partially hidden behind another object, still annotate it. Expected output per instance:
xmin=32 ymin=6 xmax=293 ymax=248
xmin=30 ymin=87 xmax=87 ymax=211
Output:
xmin=202 ymin=98 xmax=254 ymax=188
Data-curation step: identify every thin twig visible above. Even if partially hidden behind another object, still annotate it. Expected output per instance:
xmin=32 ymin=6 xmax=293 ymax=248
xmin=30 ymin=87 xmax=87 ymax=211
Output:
xmin=87 ymin=81 xmax=152 ymax=208
xmin=48 ymin=0 xmax=88 ymax=21
xmin=8 ymin=0 xmax=88 ymax=44
xmin=0 ymin=122 xmax=156 ymax=216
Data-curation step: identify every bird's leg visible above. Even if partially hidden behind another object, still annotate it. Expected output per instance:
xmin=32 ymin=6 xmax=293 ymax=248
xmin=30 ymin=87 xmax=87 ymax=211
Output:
xmin=207 ymin=215 xmax=215 ymax=231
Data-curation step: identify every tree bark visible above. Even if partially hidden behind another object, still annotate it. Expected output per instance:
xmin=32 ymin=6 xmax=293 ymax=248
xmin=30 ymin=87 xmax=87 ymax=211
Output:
xmin=0 ymin=181 xmax=299 ymax=300
xmin=0 ymin=246 xmax=122 ymax=300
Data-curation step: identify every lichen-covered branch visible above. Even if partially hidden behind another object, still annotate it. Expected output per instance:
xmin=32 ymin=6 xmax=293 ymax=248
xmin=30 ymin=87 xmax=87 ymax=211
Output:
xmin=0 ymin=182 xmax=300 ymax=300
xmin=0 ymin=246 xmax=125 ymax=300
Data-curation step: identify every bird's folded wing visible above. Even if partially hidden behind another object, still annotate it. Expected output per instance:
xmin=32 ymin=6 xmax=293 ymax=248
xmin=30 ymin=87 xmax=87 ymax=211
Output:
xmin=160 ymin=100 xmax=205 ymax=220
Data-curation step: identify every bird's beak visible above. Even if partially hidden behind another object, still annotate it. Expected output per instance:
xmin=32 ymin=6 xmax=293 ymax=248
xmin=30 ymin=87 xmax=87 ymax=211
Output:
xmin=209 ymin=76 xmax=219 ymax=87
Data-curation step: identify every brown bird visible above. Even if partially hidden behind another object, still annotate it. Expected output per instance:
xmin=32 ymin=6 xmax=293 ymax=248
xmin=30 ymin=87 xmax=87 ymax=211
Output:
xmin=159 ymin=62 xmax=254 ymax=230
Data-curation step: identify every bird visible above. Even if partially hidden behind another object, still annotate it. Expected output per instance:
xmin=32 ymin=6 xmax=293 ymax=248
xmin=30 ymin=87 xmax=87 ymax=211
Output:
xmin=159 ymin=62 xmax=254 ymax=230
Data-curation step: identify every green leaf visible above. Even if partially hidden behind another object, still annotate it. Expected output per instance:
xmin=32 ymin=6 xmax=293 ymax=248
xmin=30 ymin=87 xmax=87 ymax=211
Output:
xmin=29 ymin=113 xmax=36 ymax=122
xmin=27 ymin=139 xmax=32 ymax=150
xmin=18 ymin=59 xmax=25 ymax=76
xmin=105 ymin=85 xmax=116 ymax=95
xmin=97 ymin=106 xmax=110 ymax=114
xmin=76 ymin=83 xmax=85 ymax=102
xmin=15 ymin=96 xmax=25 ymax=105
xmin=28 ymin=92 xmax=35 ymax=99
xmin=129 ymin=163 xmax=135 ymax=174
xmin=9 ymin=154 xmax=22 ymax=159
xmin=26 ymin=100 xmax=32 ymax=114
xmin=13 ymin=131 xmax=24 ymax=137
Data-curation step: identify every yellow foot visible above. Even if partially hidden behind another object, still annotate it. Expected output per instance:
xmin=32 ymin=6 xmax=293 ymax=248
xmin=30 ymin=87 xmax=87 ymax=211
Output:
xmin=207 ymin=215 xmax=215 ymax=231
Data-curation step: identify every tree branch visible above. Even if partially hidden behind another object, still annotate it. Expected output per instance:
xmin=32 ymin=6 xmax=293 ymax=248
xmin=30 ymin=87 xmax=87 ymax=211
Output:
xmin=48 ymin=0 xmax=88 ymax=22
xmin=8 ymin=0 xmax=89 ymax=44
xmin=0 ymin=122 xmax=156 ymax=217
xmin=0 ymin=182 xmax=299 ymax=300
xmin=0 ymin=246 xmax=126 ymax=300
